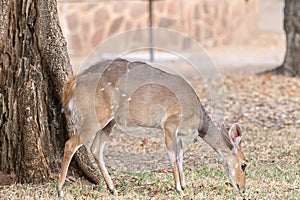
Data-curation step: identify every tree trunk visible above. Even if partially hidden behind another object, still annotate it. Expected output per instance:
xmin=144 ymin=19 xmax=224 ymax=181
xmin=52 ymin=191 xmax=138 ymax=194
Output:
xmin=0 ymin=0 xmax=101 ymax=184
xmin=277 ymin=0 xmax=300 ymax=76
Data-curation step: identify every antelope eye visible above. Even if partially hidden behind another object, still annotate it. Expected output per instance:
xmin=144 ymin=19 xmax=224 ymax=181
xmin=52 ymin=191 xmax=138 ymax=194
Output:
xmin=241 ymin=163 xmax=247 ymax=171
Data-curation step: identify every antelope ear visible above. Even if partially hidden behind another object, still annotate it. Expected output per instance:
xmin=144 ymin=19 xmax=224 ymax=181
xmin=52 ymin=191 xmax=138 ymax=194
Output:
xmin=229 ymin=123 xmax=242 ymax=150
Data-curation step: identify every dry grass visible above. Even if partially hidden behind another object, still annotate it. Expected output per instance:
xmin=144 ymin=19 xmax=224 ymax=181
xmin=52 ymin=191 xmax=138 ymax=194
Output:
xmin=0 ymin=128 xmax=299 ymax=200
xmin=1 ymin=74 xmax=300 ymax=199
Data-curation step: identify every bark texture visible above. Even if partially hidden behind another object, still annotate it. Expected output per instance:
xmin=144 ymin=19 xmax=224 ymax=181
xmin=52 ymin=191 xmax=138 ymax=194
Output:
xmin=277 ymin=0 xmax=300 ymax=76
xmin=0 ymin=0 xmax=101 ymax=184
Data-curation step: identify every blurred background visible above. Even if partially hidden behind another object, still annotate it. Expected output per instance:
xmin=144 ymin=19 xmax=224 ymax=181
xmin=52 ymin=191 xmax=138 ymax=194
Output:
xmin=57 ymin=0 xmax=285 ymax=75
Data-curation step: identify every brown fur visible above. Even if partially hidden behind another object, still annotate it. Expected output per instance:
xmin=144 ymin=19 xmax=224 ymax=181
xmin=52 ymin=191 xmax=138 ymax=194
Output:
xmin=57 ymin=59 xmax=246 ymax=197
xmin=62 ymin=76 xmax=76 ymax=116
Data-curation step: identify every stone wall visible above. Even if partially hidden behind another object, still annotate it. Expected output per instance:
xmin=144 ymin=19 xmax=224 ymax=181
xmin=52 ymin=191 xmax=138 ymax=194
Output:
xmin=58 ymin=0 xmax=259 ymax=66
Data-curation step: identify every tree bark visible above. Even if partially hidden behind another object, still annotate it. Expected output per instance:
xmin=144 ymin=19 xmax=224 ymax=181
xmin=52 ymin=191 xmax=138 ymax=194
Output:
xmin=276 ymin=0 xmax=300 ymax=76
xmin=0 ymin=0 xmax=101 ymax=184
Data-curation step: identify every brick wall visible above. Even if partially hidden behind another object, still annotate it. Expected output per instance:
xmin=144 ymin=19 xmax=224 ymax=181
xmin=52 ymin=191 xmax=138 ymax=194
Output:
xmin=58 ymin=0 xmax=259 ymax=66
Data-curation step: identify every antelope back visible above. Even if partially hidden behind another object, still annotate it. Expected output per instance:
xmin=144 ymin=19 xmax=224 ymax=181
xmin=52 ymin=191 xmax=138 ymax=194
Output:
xmin=111 ymin=61 xmax=202 ymax=130
xmin=71 ymin=59 xmax=204 ymax=133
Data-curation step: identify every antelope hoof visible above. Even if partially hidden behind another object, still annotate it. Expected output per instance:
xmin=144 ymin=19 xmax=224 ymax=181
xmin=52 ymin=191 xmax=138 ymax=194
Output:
xmin=176 ymin=186 xmax=184 ymax=195
xmin=177 ymin=189 xmax=184 ymax=196
xmin=57 ymin=186 xmax=64 ymax=198
xmin=181 ymin=181 xmax=186 ymax=189
xmin=110 ymin=188 xmax=118 ymax=196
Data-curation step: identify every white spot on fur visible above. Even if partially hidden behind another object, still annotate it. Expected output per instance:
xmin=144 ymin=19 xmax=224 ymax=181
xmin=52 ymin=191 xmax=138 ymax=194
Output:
xmin=231 ymin=170 xmax=235 ymax=177
xmin=128 ymin=97 xmax=132 ymax=101
xmin=175 ymin=128 xmax=179 ymax=136
xmin=68 ymin=98 xmax=74 ymax=112
xmin=193 ymin=130 xmax=198 ymax=136
xmin=160 ymin=114 xmax=168 ymax=126
xmin=115 ymin=87 xmax=119 ymax=91
xmin=100 ymin=88 xmax=105 ymax=91
xmin=235 ymin=164 xmax=239 ymax=169
xmin=122 ymin=93 xmax=126 ymax=97
xmin=108 ymin=82 xmax=112 ymax=85
xmin=167 ymin=151 xmax=176 ymax=164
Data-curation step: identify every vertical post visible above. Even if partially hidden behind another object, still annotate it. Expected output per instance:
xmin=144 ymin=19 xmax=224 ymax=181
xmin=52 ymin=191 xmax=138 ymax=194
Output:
xmin=149 ymin=0 xmax=154 ymax=62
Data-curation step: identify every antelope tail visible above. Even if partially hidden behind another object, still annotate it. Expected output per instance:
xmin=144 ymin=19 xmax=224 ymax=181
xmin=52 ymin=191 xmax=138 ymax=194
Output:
xmin=62 ymin=76 xmax=76 ymax=116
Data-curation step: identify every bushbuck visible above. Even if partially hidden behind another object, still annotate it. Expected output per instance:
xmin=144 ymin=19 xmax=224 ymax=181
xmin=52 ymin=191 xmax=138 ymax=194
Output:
xmin=57 ymin=58 xmax=247 ymax=197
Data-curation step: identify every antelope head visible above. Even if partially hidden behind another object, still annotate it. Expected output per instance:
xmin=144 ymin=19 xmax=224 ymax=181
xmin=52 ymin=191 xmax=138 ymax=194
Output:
xmin=218 ymin=123 xmax=247 ymax=192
